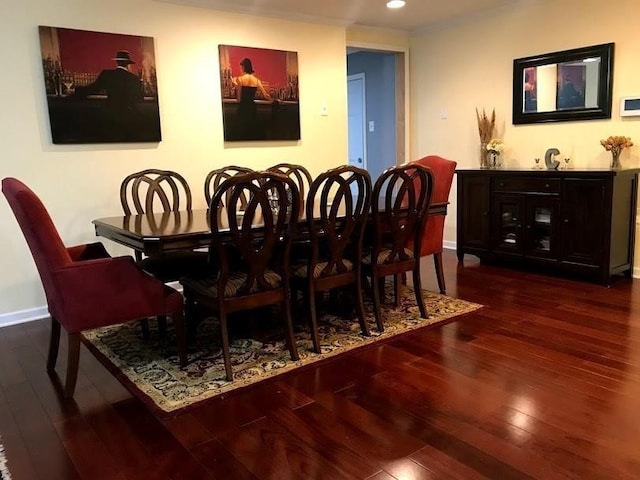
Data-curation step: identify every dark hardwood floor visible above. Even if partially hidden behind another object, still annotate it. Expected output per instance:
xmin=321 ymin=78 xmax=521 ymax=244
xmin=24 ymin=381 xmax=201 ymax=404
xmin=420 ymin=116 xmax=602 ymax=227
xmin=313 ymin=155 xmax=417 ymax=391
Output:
xmin=1 ymin=250 xmax=639 ymax=479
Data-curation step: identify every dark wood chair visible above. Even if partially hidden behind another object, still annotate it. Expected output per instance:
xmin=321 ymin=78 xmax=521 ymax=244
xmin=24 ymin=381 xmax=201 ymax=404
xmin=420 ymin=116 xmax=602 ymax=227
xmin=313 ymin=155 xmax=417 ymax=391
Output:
xmin=409 ymin=155 xmax=457 ymax=293
xmin=204 ymin=166 xmax=254 ymax=207
xmin=2 ymin=177 xmax=186 ymax=397
xmin=180 ymin=171 xmax=300 ymax=381
xmin=362 ymin=164 xmax=434 ymax=330
xmin=120 ymin=169 xmax=207 ymax=338
xmin=120 ymin=168 xmax=208 ymax=281
xmin=267 ymin=163 xmax=312 ymax=217
xmin=292 ymin=165 xmax=372 ymax=353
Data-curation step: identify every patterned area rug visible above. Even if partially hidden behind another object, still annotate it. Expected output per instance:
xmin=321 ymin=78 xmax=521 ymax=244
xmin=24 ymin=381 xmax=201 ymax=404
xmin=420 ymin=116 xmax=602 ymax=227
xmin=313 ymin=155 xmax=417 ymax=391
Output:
xmin=83 ymin=286 xmax=482 ymax=416
xmin=0 ymin=438 xmax=11 ymax=480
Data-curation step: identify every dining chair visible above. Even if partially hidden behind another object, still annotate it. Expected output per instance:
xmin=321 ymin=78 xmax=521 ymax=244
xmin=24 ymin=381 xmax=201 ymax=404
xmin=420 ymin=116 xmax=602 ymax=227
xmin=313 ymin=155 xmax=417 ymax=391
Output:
xmin=409 ymin=155 xmax=457 ymax=293
xmin=180 ymin=171 xmax=300 ymax=381
xmin=362 ymin=164 xmax=434 ymax=330
xmin=120 ymin=168 xmax=207 ymax=338
xmin=267 ymin=163 xmax=312 ymax=217
xmin=120 ymin=168 xmax=208 ymax=278
xmin=292 ymin=165 xmax=372 ymax=352
xmin=204 ymin=166 xmax=254 ymax=207
xmin=2 ymin=177 xmax=186 ymax=397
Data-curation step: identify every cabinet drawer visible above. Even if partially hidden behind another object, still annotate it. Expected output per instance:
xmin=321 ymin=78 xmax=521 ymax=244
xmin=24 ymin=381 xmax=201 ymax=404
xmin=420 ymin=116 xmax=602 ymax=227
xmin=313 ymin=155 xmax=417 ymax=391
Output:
xmin=492 ymin=177 xmax=560 ymax=194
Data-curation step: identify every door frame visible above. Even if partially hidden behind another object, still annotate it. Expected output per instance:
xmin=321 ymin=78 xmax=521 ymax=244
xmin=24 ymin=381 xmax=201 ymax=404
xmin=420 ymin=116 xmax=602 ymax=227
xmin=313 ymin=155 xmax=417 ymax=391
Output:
xmin=347 ymin=72 xmax=367 ymax=171
xmin=345 ymin=40 xmax=409 ymax=166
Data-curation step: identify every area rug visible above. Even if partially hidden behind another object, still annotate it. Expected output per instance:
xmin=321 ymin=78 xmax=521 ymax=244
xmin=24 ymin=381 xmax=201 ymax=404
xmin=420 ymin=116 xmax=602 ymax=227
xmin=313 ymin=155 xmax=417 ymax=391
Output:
xmin=0 ymin=438 xmax=11 ymax=480
xmin=82 ymin=286 xmax=482 ymax=416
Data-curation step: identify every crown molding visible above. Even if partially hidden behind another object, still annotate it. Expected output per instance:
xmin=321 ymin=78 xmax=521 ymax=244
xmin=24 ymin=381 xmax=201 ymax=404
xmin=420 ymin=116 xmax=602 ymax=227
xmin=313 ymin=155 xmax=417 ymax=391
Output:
xmin=154 ymin=0 xmax=354 ymax=28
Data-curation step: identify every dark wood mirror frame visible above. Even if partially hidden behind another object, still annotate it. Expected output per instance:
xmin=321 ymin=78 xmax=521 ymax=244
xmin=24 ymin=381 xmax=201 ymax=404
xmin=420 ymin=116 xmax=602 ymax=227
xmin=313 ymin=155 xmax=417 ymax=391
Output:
xmin=512 ymin=43 xmax=614 ymax=125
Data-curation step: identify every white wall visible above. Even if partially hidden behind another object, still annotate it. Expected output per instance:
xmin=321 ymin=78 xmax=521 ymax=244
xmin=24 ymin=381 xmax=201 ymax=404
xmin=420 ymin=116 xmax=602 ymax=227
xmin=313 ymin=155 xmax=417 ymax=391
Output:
xmin=0 ymin=0 xmax=350 ymax=319
xmin=409 ymin=0 xmax=640 ymax=260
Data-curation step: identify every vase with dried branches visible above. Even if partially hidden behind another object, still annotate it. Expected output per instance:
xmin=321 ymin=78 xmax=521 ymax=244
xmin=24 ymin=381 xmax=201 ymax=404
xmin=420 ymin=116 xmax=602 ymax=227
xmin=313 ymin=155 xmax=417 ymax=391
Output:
xmin=476 ymin=108 xmax=496 ymax=169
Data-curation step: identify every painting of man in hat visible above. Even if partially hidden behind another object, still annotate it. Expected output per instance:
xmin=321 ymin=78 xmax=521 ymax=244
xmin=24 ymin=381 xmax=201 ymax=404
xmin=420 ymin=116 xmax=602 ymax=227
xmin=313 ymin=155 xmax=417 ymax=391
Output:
xmin=39 ymin=26 xmax=161 ymax=144
xmin=74 ymin=50 xmax=143 ymax=112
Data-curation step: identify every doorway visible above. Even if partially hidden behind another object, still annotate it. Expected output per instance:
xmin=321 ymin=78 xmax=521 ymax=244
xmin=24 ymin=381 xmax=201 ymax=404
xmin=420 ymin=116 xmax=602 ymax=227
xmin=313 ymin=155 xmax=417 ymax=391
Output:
xmin=346 ymin=48 xmax=406 ymax=182
xmin=347 ymin=73 xmax=367 ymax=171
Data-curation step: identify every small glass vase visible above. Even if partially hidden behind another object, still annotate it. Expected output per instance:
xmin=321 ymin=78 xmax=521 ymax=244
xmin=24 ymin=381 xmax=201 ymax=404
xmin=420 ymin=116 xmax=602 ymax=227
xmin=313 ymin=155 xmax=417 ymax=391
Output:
xmin=480 ymin=143 xmax=490 ymax=169
xmin=611 ymin=151 xmax=621 ymax=169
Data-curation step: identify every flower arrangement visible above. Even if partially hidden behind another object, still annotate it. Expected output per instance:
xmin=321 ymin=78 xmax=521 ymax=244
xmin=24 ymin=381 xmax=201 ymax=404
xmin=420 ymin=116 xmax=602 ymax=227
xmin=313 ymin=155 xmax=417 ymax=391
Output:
xmin=600 ymin=135 xmax=633 ymax=168
xmin=476 ymin=108 xmax=496 ymax=143
xmin=486 ymin=138 xmax=504 ymax=155
xmin=600 ymin=135 xmax=633 ymax=156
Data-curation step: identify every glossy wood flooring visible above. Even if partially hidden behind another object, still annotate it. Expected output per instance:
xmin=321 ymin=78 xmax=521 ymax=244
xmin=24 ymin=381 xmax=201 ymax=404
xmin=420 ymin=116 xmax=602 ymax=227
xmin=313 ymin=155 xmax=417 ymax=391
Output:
xmin=1 ymin=250 xmax=639 ymax=479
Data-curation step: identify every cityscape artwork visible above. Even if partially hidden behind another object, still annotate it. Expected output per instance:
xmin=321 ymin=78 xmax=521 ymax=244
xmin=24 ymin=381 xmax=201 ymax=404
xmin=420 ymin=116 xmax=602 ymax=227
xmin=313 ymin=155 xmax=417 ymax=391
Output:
xmin=39 ymin=26 xmax=161 ymax=144
xmin=219 ymin=44 xmax=300 ymax=141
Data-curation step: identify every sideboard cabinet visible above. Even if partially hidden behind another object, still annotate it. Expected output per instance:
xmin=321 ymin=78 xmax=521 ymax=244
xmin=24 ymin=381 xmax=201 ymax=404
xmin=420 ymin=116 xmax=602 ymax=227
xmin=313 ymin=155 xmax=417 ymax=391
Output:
xmin=456 ymin=168 xmax=639 ymax=285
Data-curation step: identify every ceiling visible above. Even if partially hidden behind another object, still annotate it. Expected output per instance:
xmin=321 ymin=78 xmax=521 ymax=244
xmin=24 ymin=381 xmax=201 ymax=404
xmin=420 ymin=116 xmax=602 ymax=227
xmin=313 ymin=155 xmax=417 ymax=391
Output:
xmin=157 ymin=0 xmax=525 ymax=33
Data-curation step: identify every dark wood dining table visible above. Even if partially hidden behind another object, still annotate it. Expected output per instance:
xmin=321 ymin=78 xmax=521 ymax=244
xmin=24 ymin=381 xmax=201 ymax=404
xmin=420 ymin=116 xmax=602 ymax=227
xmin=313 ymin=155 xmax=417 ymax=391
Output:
xmin=92 ymin=203 xmax=448 ymax=257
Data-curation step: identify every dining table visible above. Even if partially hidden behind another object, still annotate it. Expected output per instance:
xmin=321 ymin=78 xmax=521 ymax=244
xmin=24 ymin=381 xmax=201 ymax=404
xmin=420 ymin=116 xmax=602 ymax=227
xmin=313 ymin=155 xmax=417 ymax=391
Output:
xmin=92 ymin=202 xmax=448 ymax=257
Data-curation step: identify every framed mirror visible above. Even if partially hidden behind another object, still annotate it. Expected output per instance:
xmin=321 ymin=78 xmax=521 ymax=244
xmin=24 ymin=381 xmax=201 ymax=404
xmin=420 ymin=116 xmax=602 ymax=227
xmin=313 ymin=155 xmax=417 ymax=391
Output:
xmin=512 ymin=43 xmax=614 ymax=124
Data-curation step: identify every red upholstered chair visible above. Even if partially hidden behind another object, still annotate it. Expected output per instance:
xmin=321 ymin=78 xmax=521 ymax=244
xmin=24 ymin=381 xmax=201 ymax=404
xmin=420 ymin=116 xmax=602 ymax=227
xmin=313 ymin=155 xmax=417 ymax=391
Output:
xmin=409 ymin=155 xmax=457 ymax=294
xmin=2 ymin=178 xmax=186 ymax=398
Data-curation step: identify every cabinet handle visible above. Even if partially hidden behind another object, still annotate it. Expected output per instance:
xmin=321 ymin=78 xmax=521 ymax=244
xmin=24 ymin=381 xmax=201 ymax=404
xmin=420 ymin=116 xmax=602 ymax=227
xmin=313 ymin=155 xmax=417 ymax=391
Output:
xmin=526 ymin=225 xmax=531 ymax=229
xmin=564 ymin=219 xmax=569 ymax=223
xmin=499 ymin=182 xmax=505 ymax=187
xmin=545 ymin=183 xmax=550 ymax=188
xmin=483 ymin=211 xmax=488 ymax=216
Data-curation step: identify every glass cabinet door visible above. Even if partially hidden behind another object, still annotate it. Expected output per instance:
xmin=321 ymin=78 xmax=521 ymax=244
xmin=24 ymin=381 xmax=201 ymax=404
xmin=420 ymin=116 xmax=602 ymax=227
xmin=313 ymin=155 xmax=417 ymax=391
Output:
xmin=492 ymin=195 xmax=523 ymax=253
xmin=524 ymin=198 xmax=558 ymax=259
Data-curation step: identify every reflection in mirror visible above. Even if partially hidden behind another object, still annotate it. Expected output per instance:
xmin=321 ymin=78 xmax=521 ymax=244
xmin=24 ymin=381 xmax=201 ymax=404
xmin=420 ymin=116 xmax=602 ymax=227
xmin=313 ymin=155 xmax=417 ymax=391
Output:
xmin=513 ymin=43 xmax=614 ymax=124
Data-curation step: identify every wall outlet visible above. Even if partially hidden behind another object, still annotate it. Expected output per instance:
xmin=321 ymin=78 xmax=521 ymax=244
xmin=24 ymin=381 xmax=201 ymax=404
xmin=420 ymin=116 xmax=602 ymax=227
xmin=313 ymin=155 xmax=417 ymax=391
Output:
xmin=368 ymin=121 xmax=375 ymax=132
xmin=320 ymin=103 xmax=328 ymax=116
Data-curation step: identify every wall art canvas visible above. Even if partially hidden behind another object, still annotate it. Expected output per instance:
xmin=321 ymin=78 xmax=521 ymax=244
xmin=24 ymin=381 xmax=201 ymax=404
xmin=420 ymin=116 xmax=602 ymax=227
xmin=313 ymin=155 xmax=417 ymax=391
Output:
xmin=39 ymin=26 xmax=161 ymax=144
xmin=219 ymin=44 xmax=300 ymax=141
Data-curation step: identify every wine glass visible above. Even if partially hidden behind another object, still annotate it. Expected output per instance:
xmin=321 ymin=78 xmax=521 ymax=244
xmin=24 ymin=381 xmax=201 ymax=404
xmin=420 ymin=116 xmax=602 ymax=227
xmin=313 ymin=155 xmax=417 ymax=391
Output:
xmin=62 ymin=74 xmax=74 ymax=95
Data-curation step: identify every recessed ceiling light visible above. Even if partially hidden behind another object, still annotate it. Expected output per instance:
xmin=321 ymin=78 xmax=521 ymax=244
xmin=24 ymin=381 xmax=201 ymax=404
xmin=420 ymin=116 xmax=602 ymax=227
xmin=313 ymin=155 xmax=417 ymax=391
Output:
xmin=386 ymin=0 xmax=406 ymax=9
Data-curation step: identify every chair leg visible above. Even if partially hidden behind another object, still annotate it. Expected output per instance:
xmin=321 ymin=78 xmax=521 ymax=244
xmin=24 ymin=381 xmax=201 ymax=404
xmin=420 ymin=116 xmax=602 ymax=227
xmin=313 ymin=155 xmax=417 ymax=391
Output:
xmin=377 ymin=277 xmax=386 ymax=304
xmin=355 ymin=275 xmax=373 ymax=335
xmin=184 ymin=291 xmax=198 ymax=345
xmin=307 ymin=284 xmax=321 ymax=353
xmin=219 ymin=311 xmax=233 ymax=381
xmin=64 ymin=332 xmax=81 ymax=398
xmin=157 ymin=315 xmax=168 ymax=339
xmin=140 ymin=319 xmax=151 ymax=342
xmin=412 ymin=266 xmax=428 ymax=319
xmin=433 ymin=253 xmax=446 ymax=294
xmin=393 ymin=274 xmax=401 ymax=307
xmin=282 ymin=296 xmax=299 ymax=361
xmin=47 ymin=317 xmax=61 ymax=372
xmin=371 ymin=274 xmax=383 ymax=333
xmin=173 ymin=310 xmax=187 ymax=368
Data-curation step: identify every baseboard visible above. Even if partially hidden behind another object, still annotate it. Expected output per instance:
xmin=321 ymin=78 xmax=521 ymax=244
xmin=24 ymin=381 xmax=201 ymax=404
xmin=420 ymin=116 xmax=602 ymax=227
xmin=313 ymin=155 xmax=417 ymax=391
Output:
xmin=0 ymin=306 xmax=48 ymax=328
xmin=0 ymin=257 xmax=634 ymax=328
xmin=443 ymin=240 xmax=456 ymax=251
xmin=0 ymin=281 xmax=183 ymax=329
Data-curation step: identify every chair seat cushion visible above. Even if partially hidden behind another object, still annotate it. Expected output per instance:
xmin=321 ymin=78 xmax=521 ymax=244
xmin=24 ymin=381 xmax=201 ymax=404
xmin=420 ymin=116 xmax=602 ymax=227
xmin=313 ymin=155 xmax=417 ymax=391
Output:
xmin=140 ymin=251 xmax=209 ymax=282
xmin=181 ymin=269 xmax=282 ymax=298
xmin=292 ymin=259 xmax=354 ymax=279
xmin=362 ymin=248 xmax=414 ymax=265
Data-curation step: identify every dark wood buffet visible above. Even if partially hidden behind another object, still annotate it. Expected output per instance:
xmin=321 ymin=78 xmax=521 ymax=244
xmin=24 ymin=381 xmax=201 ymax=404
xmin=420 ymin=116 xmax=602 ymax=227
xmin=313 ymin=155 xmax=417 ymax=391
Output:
xmin=456 ymin=168 xmax=639 ymax=285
